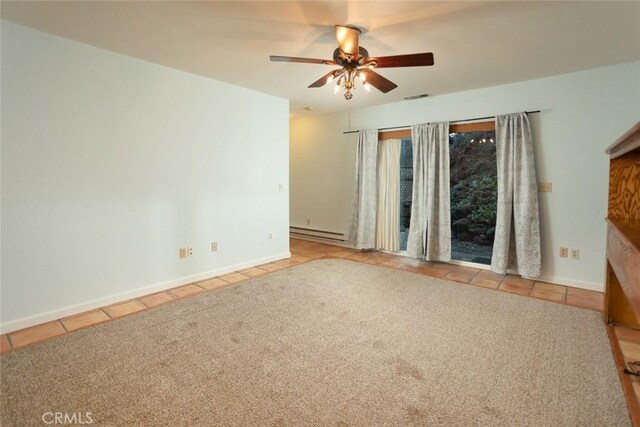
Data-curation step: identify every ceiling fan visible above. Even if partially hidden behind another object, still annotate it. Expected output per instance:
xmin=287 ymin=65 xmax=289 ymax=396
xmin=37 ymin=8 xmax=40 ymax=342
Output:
xmin=270 ymin=25 xmax=434 ymax=100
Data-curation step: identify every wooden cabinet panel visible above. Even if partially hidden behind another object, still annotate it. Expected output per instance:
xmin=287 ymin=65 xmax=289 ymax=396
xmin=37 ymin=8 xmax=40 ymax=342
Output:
xmin=609 ymin=153 xmax=640 ymax=219
xmin=607 ymin=220 xmax=640 ymax=314
xmin=605 ymin=122 xmax=640 ymax=425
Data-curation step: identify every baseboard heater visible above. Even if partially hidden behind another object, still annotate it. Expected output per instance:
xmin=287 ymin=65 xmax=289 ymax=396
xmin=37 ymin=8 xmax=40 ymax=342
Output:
xmin=289 ymin=226 xmax=347 ymax=243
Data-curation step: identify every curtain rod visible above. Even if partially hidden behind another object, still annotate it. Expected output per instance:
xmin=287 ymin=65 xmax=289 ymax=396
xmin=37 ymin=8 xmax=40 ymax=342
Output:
xmin=341 ymin=110 xmax=541 ymax=135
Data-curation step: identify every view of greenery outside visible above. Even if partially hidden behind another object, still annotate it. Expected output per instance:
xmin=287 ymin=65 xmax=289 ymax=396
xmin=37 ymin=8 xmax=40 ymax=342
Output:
xmin=449 ymin=131 xmax=498 ymax=264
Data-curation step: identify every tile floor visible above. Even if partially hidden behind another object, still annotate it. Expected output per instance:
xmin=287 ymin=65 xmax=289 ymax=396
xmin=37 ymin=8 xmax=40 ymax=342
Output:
xmin=0 ymin=238 xmax=605 ymax=355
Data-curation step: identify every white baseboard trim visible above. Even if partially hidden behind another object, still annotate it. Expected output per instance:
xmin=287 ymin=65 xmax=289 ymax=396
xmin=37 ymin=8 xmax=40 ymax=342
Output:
xmin=0 ymin=252 xmax=291 ymax=334
xmin=530 ymin=274 xmax=603 ymax=292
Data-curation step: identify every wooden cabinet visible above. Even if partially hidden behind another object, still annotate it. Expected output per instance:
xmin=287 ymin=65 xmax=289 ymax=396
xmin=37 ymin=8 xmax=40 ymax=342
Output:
xmin=604 ymin=121 xmax=640 ymax=425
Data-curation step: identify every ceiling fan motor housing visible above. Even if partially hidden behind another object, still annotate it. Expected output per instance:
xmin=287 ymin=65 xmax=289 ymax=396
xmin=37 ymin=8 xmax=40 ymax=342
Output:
xmin=333 ymin=47 xmax=370 ymax=68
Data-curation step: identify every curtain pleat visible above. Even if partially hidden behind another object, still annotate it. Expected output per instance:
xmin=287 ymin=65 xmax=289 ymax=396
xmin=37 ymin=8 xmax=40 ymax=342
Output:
xmin=376 ymin=139 xmax=401 ymax=251
xmin=349 ymin=129 xmax=379 ymax=249
xmin=406 ymin=122 xmax=451 ymax=261
xmin=491 ymin=113 xmax=541 ymax=277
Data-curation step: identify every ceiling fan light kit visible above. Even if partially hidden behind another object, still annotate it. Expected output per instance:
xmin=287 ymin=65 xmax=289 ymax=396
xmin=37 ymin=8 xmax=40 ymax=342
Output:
xmin=270 ymin=25 xmax=434 ymax=101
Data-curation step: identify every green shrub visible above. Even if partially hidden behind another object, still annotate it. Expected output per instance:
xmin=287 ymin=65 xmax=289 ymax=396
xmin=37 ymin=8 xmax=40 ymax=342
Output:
xmin=451 ymin=175 xmax=497 ymax=225
xmin=449 ymin=131 xmax=498 ymax=225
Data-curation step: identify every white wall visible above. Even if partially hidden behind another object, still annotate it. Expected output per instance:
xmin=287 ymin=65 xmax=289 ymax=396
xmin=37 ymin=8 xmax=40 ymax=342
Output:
xmin=290 ymin=112 xmax=356 ymax=237
xmin=291 ymin=61 xmax=640 ymax=290
xmin=1 ymin=22 xmax=290 ymax=331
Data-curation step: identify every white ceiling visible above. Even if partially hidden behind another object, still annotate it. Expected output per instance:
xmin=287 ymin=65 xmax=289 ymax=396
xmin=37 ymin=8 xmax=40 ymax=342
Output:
xmin=2 ymin=1 xmax=639 ymax=116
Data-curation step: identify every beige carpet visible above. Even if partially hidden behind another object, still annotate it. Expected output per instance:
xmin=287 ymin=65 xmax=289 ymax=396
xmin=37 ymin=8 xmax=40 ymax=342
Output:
xmin=1 ymin=259 xmax=629 ymax=426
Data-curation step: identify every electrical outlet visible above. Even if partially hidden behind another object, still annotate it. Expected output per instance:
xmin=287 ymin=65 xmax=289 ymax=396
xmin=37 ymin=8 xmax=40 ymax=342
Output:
xmin=559 ymin=247 xmax=568 ymax=258
xmin=268 ymin=233 xmax=273 ymax=241
xmin=179 ymin=248 xmax=187 ymax=259
xmin=306 ymin=219 xmax=311 ymax=225
xmin=538 ymin=182 xmax=552 ymax=192
xmin=211 ymin=242 xmax=218 ymax=252
xmin=278 ymin=183 xmax=284 ymax=192
xmin=188 ymin=247 xmax=194 ymax=257
xmin=571 ymin=248 xmax=580 ymax=260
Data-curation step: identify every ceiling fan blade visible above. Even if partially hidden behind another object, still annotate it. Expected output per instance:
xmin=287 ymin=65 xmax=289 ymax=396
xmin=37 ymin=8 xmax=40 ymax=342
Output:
xmin=370 ymin=53 xmax=434 ymax=68
xmin=335 ymin=25 xmax=360 ymax=58
xmin=270 ymin=55 xmax=336 ymax=65
xmin=308 ymin=71 xmax=338 ymax=88
xmin=359 ymin=69 xmax=398 ymax=93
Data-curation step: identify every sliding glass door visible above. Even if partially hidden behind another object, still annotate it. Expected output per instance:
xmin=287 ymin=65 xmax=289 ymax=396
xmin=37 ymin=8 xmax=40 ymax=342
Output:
xmin=382 ymin=127 xmax=498 ymax=266
xmin=399 ymin=138 xmax=413 ymax=251
xmin=449 ymin=127 xmax=497 ymax=264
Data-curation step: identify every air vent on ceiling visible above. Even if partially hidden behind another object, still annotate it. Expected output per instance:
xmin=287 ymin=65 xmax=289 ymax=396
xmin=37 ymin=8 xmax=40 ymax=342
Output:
xmin=403 ymin=94 xmax=430 ymax=101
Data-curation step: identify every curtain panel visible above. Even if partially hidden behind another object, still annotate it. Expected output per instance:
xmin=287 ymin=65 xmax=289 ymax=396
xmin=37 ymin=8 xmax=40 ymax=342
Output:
xmin=376 ymin=139 xmax=402 ymax=251
xmin=349 ymin=129 xmax=379 ymax=249
xmin=406 ymin=122 xmax=451 ymax=261
xmin=491 ymin=113 xmax=541 ymax=277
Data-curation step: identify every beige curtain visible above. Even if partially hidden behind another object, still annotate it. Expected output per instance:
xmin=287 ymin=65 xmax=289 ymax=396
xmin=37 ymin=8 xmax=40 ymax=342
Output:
xmin=376 ymin=139 xmax=401 ymax=251
xmin=491 ymin=113 xmax=541 ymax=277
xmin=406 ymin=122 xmax=451 ymax=261
xmin=349 ymin=129 xmax=379 ymax=249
